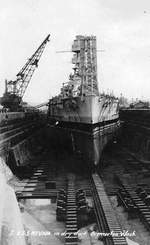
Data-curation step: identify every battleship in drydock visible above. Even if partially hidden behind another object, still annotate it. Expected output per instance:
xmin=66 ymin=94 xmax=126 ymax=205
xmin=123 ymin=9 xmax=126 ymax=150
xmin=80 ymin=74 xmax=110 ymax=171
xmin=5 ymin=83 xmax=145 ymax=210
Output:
xmin=48 ymin=35 xmax=120 ymax=165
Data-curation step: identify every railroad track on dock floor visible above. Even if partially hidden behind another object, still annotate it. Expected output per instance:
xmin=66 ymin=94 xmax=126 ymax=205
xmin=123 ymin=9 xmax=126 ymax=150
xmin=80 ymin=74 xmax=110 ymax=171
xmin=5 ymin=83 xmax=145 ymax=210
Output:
xmin=91 ymin=174 xmax=127 ymax=245
xmin=15 ymin=158 xmax=128 ymax=245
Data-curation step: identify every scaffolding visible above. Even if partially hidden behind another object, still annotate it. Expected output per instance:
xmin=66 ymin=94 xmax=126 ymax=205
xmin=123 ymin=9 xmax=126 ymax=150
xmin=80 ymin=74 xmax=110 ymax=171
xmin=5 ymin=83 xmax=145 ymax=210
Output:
xmin=72 ymin=35 xmax=99 ymax=96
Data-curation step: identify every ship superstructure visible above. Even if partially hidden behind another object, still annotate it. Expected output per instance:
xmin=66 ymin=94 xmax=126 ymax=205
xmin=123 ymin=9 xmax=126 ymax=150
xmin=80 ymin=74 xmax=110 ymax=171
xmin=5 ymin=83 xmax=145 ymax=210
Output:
xmin=68 ymin=35 xmax=98 ymax=97
xmin=48 ymin=35 xmax=120 ymax=165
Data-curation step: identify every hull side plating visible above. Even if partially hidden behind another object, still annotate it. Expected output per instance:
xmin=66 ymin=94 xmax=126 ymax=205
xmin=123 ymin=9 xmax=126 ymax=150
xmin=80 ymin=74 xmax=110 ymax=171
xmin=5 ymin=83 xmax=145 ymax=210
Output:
xmin=47 ymin=119 xmax=120 ymax=165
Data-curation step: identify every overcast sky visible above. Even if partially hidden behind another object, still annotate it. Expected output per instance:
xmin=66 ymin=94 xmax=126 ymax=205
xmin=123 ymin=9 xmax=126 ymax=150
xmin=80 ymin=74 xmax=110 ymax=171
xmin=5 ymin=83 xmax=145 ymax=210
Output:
xmin=0 ymin=0 xmax=150 ymax=104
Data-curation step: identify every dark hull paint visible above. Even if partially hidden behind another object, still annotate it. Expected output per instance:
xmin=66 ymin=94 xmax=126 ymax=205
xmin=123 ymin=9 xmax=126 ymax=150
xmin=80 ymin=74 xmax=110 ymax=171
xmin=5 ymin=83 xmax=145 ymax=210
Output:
xmin=47 ymin=119 xmax=120 ymax=165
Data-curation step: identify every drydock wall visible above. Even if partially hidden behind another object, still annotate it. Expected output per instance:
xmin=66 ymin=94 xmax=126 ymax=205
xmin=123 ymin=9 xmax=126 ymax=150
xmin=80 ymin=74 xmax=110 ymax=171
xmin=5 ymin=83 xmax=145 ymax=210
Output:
xmin=120 ymin=109 xmax=150 ymax=162
xmin=0 ymin=113 xmax=47 ymax=174
xmin=9 ymin=128 xmax=46 ymax=168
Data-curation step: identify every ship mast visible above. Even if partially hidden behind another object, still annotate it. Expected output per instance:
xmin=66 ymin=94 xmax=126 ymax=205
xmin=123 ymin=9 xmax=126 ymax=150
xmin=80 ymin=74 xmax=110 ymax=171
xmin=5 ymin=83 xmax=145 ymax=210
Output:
xmin=72 ymin=35 xmax=99 ymax=96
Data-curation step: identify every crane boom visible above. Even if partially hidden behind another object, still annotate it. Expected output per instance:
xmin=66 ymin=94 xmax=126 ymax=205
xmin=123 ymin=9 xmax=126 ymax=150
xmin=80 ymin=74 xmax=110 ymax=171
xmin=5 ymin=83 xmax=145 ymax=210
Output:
xmin=1 ymin=34 xmax=50 ymax=111
xmin=7 ymin=34 xmax=50 ymax=97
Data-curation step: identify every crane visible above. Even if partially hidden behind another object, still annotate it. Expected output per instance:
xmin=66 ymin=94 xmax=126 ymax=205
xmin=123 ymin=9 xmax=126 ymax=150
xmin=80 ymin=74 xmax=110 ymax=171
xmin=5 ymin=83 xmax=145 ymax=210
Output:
xmin=0 ymin=34 xmax=50 ymax=111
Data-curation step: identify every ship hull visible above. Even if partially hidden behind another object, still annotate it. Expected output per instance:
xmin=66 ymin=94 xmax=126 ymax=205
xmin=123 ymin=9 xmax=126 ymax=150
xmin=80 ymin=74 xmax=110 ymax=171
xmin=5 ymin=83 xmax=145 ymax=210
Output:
xmin=48 ymin=95 xmax=120 ymax=165
xmin=47 ymin=119 xmax=120 ymax=165
xmin=49 ymin=95 xmax=119 ymax=124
